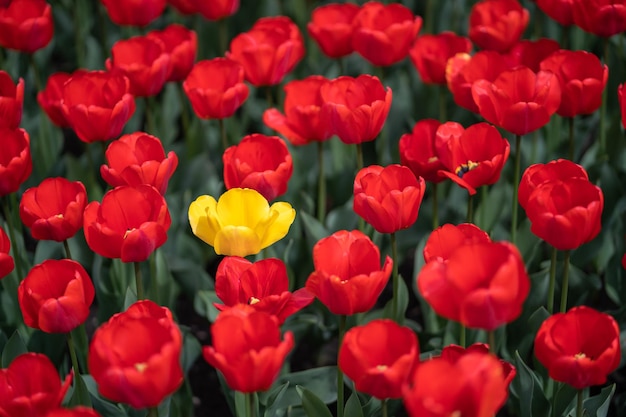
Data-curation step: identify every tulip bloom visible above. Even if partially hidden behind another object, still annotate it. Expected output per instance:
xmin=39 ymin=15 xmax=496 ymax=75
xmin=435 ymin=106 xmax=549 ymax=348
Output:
xmin=37 ymin=72 xmax=75 ymax=128
xmin=88 ymin=300 xmax=183 ymax=408
xmin=504 ymin=38 xmax=560 ymax=72
xmin=468 ymin=0 xmax=529 ymax=53
xmin=353 ymin=164 xmax=425 ymax=234
xmin=227 ymin=16 xmax=305 ymax=86
xmin=535 ymin=0 xmax=575 ymax=26
xmin=147 ymin=24 xmax=197 ymax=82
xmin=435 ymin=122 xmax=510 ymax=195
xmin=263 ymin=75 xmax=333 ymax=146
xmin=409 ymin=32 xmax=472 ymax=85
xmin=83 ymin=185 xmax=171 ymax=263
xmin=0 ymin=127 xmax=32 ymax=196
xmin=620 ymin=83 xmax=626 ymax=130
xmin=188 ymin=188 xmax=295 ymax=257
xmin=352 ymin=2 xmax=422 ymax=67
xmin=399 ymin=119 xmax=444 ymax=183
xmin=518 ymin=159 xmax=589 ymax=209
xmin=0 ymin=353 xmax=72 ymax=417
xmin=203 ymin=305 xmax=294 ymax=393
xmin=168 ymin=0 xmax=197 ymax=15
xmin=196 ymin=0 xmax=239 ymax=20
xmin=0 ymin=226 xmax=14 ymax=280
xmin=471 ymin=66 xmax=561 ymax=135
xmin=306 ymin=230 xmax=392 ymax=315
xmin=100 ymin=132 xmax=178 ymax=195
xmin=307 ymin=3 xmax=360 ymax=58
xmin=0 ymin=0 xmax=53 ymax=53
xmin=223 ymin=134 xmax=293 ymax=201
xmin=100 ymin=0 xmax=166 ymax=27
xmin=423 ymin=223 xmax=491 ymax=263
xmin=321 ymin=74 xmax=392 ymax=144
xmin=19 ymin=177 xmax=87 ymax=242
xmin=18 ymin=259 xmax=95 ymax=334
xmin=183 ymin=58 xmax=249 ymax=120
xmin=535 ymin=306 xmax=621 ymax=389
xmin=214 ymin=256 xmax=314 ymax=324
xmin=441 ymin=343 xmax=516 ymax=387
xmin=0 ymin=71 xmax=24 ymax=129
xmin=571 ymin=0 xmax=626 ymax=37
xmin=339 ymin=319 xmax=418 ymax=399
xmin=417 ymin=241 xmax=529 ymax=330
xmin=61 ymin=71 xmax=136 ymax=143
xmin=45 ymin=408 xmax=102 ymax=417
xmin=539 ymin=50 xmax=608 ymax=117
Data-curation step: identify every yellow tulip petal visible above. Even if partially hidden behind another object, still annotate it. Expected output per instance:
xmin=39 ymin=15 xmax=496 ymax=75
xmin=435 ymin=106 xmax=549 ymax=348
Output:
xmin=216 ymin=188 xmax=270 ymax=228
xmin=214 ymin=225 xmax=263 ymax=257
xmin=188 ymin=195 xmax=221 ymax=246
xmin=259 ymin=201 xmax=296 ymax=249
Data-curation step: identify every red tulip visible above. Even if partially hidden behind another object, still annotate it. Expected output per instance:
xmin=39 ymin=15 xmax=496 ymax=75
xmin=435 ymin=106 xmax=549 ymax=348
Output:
xmin=88 ymin=300 xmax=183 ymax=408
xmin=0 ymin=0 xmax=53 ymax=53
xmin=471 ymin=66 xmax=561 ymax=135
xmin=352 ymin=1 xmax=422 ymax=67
xmin=195 ymin=0 xmax=239 ymax=20
xmin=468 ymin=0 xmax=529 ymax=53
xmin=203 ymin=305 xmax=294 ymax=393
xmin=535 ymin=306 xmax=621 ymax=389
xmin=417 ymin=240 xmax=529 ymax=330
xmin=45 ymin=408 xmax=102 ymax=417
xmin=440 ymin=343 xmax=516 ymax=387
xmin=399 ymin=119 xmax=445 ymax=183
xmin=0 ymin=127 xmax=31 ymax=196
xmin=37 ymin=72 xmax=73 ymax=127
xmin=100 ymin=0 xmax=166 ymax=27
xmin=307 ymin=3 xmax=360 ymax=59
xmin=223 ymin=134 xmax=293 ymax=201
xmin=306 ymin=230 xmax=392 ymax=315
xmin=214 ymin=256 xmax=314 ymax=324
xmin=539 ymin=50 xmax=608 ymax=117
xmin=61 ymin=70 xmax=136 ymax=143
xmin=19 ymin=177 xmax=87 ymax=242
xmin=504 ymin=38 xmax=560 ymax=72
xmin=620 ymin=83 xmax=626 ymax=130
xmin=423 ymin=223 xmax=491 ymax=263
xmin=18 ymin=259 xmax=95 ymax=334
xmin=535 ymin=0 xmax=575 ymax=26
xmin=168 ymin=0 xmax=197 ymax=15
xmin=320 ymin=74 xmax=392 ymax=144
xmin=353 ymin=164 xmax=425 ymax=234
xmin=0 ymin=353 xmax=72 ymax=417
xmin=571 ymin=0 xmax=626 ymax=37
xmin=147 ymin=24 xmax=197 ymax=82
xmin=83 ymin=185 xmax=171 ymax=262
xmin=409 ymin=32 xmax=472 ymax=85
xmin=106 ymin=36 xmax=172 ymax=97
xmin=101 ymin=132 xmax=178 ymax=195
xmin=227 ymin=16 xmax=305 ymax=86
xmin=0 ymin=226 xmax=14 ymax=280
xmin=0 ymin=71 xmax=24 ymax=129
xmin=339 ymin=319 xmax=419 ymax=399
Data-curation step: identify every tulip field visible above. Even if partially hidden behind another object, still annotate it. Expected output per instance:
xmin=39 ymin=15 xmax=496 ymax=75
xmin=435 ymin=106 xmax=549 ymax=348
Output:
xmin=1 ymin=0 xmax=626 ymax=416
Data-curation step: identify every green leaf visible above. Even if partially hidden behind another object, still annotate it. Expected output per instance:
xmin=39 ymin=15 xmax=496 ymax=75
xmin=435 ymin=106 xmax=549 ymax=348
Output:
xmin=552 ymin=382 xmax=577 ymax=417
xmin=68 ymin=373 xmax=93 ymax=408
xmin=382 ymin=275 xmax=409 ymax=323
xmin=82 ymin=375 xmax=128 ymax=417
xmin=344 ymin=392 xmax=364 ymax=417
xmin=270 ymin=366 xmax=337 ymax=409
xmin=1 ymin=330 xmax=27 ymax=367
xmin=261 ymin=382 xmax=289 ymax=417
xmin=180 ymin=326 xmax=201 ymax=374
xmin=297 ymin=386 xmax=333 ymax=417
xmin=300 ymin=211 xmax=329 ymax=251
xmin=193 ymin=290 xmax=221 ymax=322
xmin=584 ymin=384 xmax=616 ymax=417
xmin=511 ymin=351 xmax=551 ymax=417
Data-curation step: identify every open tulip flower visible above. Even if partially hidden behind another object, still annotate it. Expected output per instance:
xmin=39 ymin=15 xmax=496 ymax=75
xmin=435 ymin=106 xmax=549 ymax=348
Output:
xmin=100 ymin=0 xmax=166 ymax=27
xmin=441 ymin=343 xmax=516 ymax=387
xmin=0 ymin=226 xmax=15 ymax=280
xmin=399 ymin=119 xmax=446 ymax=183
xmin=0 ymin=0 xmax=53 ymax=53
xmin=468 ymin=0 xmax=529 ymax=53
xmin=0 ymin=70 xmax=24 ymax=129
xmin=146 ymin=24 xmax=197 ymax=83
xmin=571 ymin=0 xmax=626 ymax=37
xmin=410 ymin=32 xmax=472 ymax=85
xmin=188 ymin=188 xmax=295 ymax=257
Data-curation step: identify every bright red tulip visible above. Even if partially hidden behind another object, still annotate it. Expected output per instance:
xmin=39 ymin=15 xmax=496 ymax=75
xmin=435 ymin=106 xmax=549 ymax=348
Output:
xmin=0 ymin=226 xmax=14 ymax=280
xmin=307 ymin=3 xmax=360 ymax=59
xmin=147 ymin=24 xmax=197 ymax=82
xmin=19 ymin=177 xmax=87 ymax=242
xmin=61 ymin=70 xmax=136 ymax=143
xmin=339 ymin=319 xmax=419 ymax=399
xmin=0 ymin=0 xmax=53 ymax=53
xmin=353 ymin=164 xmax=426 ymax=234
xmin=37 ymin=72 xmax=75 ymax=128
xmin=535 ymin=306 xmax=621 ymax=389
xmin=352 ymin=1 xmax=422 ymax=67
xmin=214 ymin=256 xmax=314 ymax=324
xmin=320 ymin=74 xmax=392 ymax=144
xmin=83 ymin=185 xmax=171 ymax=262
xmin=88 ymin=300 xmax=183 ymax=408
xmin=471 ymin=66 xmax=561 ymax=135
xmin=0 ymin=71 xmax=24 ymax=129
xmin=535 ymin=0 xmax=575 ymax=26
xmin=0 ymin=127 xmax=31 ymax=196
xmin=223 ymin=134 xmax=293 ymax=201
xmin=0 ymin=352 xmax=72 ymax=417
xmin=571 ymin=0 xmax=626 ymax=37
xmin=203 ymin=305 xmax=294 ymax=393
xmin=504 ymin=38 xmax=561 ymax=72
xmin=18 ymin=259 xmax=95 ymax=333
xmin=101 ymin=132 xmax=178 ymax=195
xmin=423 ymin=223 xmax=491 ymax=263
xmin=440 ymin=343 xmax=516 ymax=387
xmin=100 ymin=0 xmax=166 ymax=27
xmin=409 ymin=32 xmax=472 ymax=85
xmin=45 ymin=408 xmax=102 ymax=417
xmin=195 ymin=0 xmax=239 ymax=20
xmin=306 ymin=230 xmax=392 ymax=315
xmin=620 ymin=83 xmax=626 ymax=129
xmin=468 ymin=0 xmax=529 ymax=53
xmin=399 ymin=119 xmax=445 ymax=183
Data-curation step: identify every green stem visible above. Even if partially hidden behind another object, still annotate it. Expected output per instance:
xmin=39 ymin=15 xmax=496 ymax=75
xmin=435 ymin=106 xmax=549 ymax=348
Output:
xmin=134 ymin=262 xmax=144 ymax=300
xmin=66 ymin=331 xmax=82 ymax=375
xmin=488 ymin=330 xmax=496 ymax=354
xmin=466 ymin=193 xmax=474 ymax=223
xmin=337 ymin=315 xmax=346 ymax=417
xmin=547 ymin=246 xmax=557 ymax=314
xmin=74 ymin=1 xmax=86 ymax=68
xmin=265 ymin=86 xmax=274 ymax=108
xmin=29 ymin=54 xmax=42 ymax=92
xmin=438 ymin=85 xmax=447 ymax=122
xmin=338 ymin=57 xmax=346 ymax=75
xmin=218 ymin=19 xmax=229 ymax=56
xmin=177 ymin=83 xmax=193 ymax=159
xmin=479 ymin=186 xmax=488 ymax=231
xmin=598 ymin=37 xmax=609 ymax=161
xmin=568 ymin=117 xmax=575 ymax=161
xmin=459 ymin=324 xmax=466 ymax=348
xmin=150 ymin=251 xmax=159 ymax=304
xmin=145 ymin=96 xmax=157 ymax=134
xmin=148 ymin=407 xmax=159 ymax=417
xmin=576 ymin=390 xmax=584 ymax=417
xmin=432 ymin=182 xmax=439 ymax=230
xmin=390 ymin=232 xmax=400 ymax=322
xmin=559 ymin=250 xmax=571 ymax=313
xmin=219 ymin=118 xmax=228 ymax=151
xmin=511 ymin=134 xmax=522 ymax=244
xmin=98 ymin=1 xmax=109 ymax=57
xmin=245 ymin=392 xmax=256 ymax=417
xmin=355 ymin=143 xmax=364 ymax=172
xmin=63 ymin=240 xmax=73 ymax=260
xmin=317 ymin=141 xmax=326 ymax=224
xmin=2 ymin=199 xmax=23 ymax=281
xmin=424 ymin=0 xmax=435 ymax=33
xmin=382 ymin=399 xmax=389 ymax=417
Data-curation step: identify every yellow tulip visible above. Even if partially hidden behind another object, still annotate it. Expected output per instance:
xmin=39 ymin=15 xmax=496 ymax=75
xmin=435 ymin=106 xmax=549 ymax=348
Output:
xmin=188 ymin=188 xmax=296 ymax=257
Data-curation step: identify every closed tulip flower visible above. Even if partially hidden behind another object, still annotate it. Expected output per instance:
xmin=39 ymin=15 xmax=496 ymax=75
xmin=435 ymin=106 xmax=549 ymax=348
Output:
xmin=147 ymin=24 xmax=197 ymax=82
xmin=183 ymin=58 xmax=249 ymax=120
xmin=504 ymin=38 xmax=561 ymax=72
xmin=353 ymin=164 xmax=425 ymax=234
xmin=306 ymin=230 xmax=392 ymax=315
xmin=38 ymin=72 xmax=75 ymax=128
xmin=18 ymin=259 xmax=95 ymax=334
xmin=571 ymin=0 xmax=626 ymax=37
xmin=535 ymin=306 xmax=621 ymax=389
xmin=0 ymin=353 xmax=72 ymax=417
xmin=409 ymin=32 xmax=472 ymax=85
xmin=307 ymin=3 xmax=360 ymax=59
xmin=0 ymin=127 xmax=32 ymax=196
xmin=88 ymin=300 xmax=183 ymax=408
xmin=203 ymin=305 xmax=293 ymax=393
xmin=0 ymin=71 xmax=24 ymax=129
xmin=195 ymin=0 xmax=239 ymax=20
xmin=223 ymin=134 xmax=292 ymax=201
xmin=19 ymin=177 xmax=87 ymax=242
xmin=423 ymin=223 xmax=491 ymax=263
xmin=0 ymin=226 xmax=14 ymax=280
xmin=168 ymin=0 xmax=197 ymax=15
xmin=535 ymin=0 xmax=575 ymax=26
xmin=0 ymin=0 xmax=53 ymax=53
xmin=83 ymin=185 xmax=171 ymax=263
xmin=61 ymin=70 xmax=136 ymax=143
xmin=468 ymin=0 xmax=529 ymax=53
xmin=100 ymin=0 xmax=166 ymax=27
xmin=441 ymin=343 xmax=517 ymax=387
xmin=339 ymin=319 xmax=419 ymax=399
xmin=101 ymin=132 xmax=178 ymax=195
xmin=188 ymin=188 xmax=295 ymax=257
xmin=399 ymin=119 xmax=445 ymax=183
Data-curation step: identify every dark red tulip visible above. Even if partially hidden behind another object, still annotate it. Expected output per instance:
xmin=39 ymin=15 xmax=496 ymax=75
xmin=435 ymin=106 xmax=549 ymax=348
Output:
xmin=167 ymin=0 xmax=197 ymax=15
xmin=307 ymin=3 xmax=360 ymax=59
xmin=399 ymin=119 xmax=445 ymax=183
xmin=195 ymin=0 xmax=239 ymax=20
xmin=571 ymin=0 xmax=626 ymax=37
xmin=535 ymin=0 xmax=575 ymax=26
xmin=100 ymin=0 xmax=166 ymax=27
xmin=147 ymin=24 xmax=197 ymax=82
xmin=0 ymin=0 xmax=53 ymax=53
xmin=0 ymin=71 xmax=24 ymax=129
xmin=409 ymin=32 xmax=472 ymax=85
xmin=0 ymin=127 xmax=31 ymax=196
xmin=423 ymin=223 xmax=491 ymax=263
xmin=468 ymin=0 xmax=529 ymax=53
xmin=38 ymin=72 xmax=73 ymax=127
xmin=504 ymin=38 xmax=560 ymax=72
xmin=620 ymin=83 xmax=626 ymax=129
xmin=44 ymin=408 xmax=102 ymax=417
xmin=0 ymin=226 xmax=14 ymax=280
